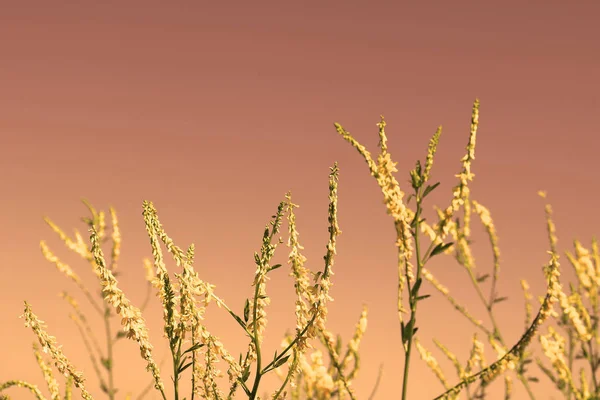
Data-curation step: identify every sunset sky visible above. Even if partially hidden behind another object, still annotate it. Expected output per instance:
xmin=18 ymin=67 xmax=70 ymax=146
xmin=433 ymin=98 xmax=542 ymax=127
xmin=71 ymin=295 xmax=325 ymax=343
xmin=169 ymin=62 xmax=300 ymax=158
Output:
xmin=1 ymin=2 xmax=599 ymax=399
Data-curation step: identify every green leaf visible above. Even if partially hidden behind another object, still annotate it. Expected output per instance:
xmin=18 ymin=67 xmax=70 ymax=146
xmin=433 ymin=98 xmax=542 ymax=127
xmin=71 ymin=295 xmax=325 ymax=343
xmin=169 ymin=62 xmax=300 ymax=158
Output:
xmin=178 ymin=355 xmax=188 ymax=367
xmin=430 ymin=242 xmax=454 ymax=257
xmin=402 ymin=322 xmax=413 ymax=340
xmin=416 ymin=294 xmax=431 ymax=302
xmin=182 ymin=342 xmax=204 ymax=355
xmin=272 ymin=355 xmax=291 ymax=369
xmin=240 ymin=383 xmax=251 ymax=397
xmin=423 ymin=182 xmax=441 ymax=198
xmin=243 ymin=299 xmax=250 ymax=323
xmin=177 ymin=355 xmax=194 ymax=374
xmin=100 ymin=357 xmax=112 ymax=371
xmin=241 ymin=365 xmax=251 ymax=383
xmin=229 ymin=310 xmax=247 ymax=330
xmin=410 ymin=217 xmax=417 ymax=230
xmin=527 ymin=377 xmax=539 ymax=382
xmin=410 ymin=278 xmax=423 ymax=299
xmin=476 ymin=273 xmax=490 ymax=283
xmin=400 ymin=321 xmax=406 ymax=342
xmin=410 ymin=208 xmax=422 ymax=229
xmin=179 ymin=361 xmax=193 ymax=373
xmin=268 ymin=263 xmax=282 ymax=272
xmin=493 ymin=296 xmax=509 ymax=304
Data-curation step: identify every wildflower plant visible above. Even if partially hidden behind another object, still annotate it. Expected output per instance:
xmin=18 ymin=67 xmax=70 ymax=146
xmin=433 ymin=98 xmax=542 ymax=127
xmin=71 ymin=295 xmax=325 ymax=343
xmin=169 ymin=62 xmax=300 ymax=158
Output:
xmin=532 ymin=191 xmax=600 ymax=399
xmin=334 ymin=100 xmax=564 ymax=399
xmin=2 ymin=162 xmax=366 ymax=400
xmin=1 ymin=99 xmax=595 ymax=400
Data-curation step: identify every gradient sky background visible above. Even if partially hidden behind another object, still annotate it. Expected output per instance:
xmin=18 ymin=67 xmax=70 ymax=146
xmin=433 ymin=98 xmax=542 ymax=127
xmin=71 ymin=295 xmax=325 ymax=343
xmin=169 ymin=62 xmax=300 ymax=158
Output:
xmin=1 ymin=1 xmax=599 ymax=399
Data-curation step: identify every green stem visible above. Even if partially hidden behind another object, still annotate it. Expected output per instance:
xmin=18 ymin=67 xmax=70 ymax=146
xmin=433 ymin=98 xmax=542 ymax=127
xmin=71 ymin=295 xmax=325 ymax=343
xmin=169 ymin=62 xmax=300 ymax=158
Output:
xmin=104 ymin=306 xmax=115 ymax=400
xmin=401 ymin=189 xmax=424 ymax=400
xmin=588 ymin=341 xmax=599 ymax=394
xmin=465 ymin=250 xmax=537 ymax=399
xmin=517 ymin=374 xmax=537 ymax=399
xmin=567 ymin=328 xmax=574 ymax=400
xmin=191 ymin=325 xmax=196 ymax=400
xmin=171 ymin=336 xmax=182 ymax=400
xmin=249 ymin=299 xmax=262 ymax=400
xmin=270 ymin=352 xmax=299 ymax=400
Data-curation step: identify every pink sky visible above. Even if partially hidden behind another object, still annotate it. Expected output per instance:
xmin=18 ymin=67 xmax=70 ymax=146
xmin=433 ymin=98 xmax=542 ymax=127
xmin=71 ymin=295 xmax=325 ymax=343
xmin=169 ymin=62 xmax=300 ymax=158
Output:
xmin=1 ymin=1 xmax=599 ymax=399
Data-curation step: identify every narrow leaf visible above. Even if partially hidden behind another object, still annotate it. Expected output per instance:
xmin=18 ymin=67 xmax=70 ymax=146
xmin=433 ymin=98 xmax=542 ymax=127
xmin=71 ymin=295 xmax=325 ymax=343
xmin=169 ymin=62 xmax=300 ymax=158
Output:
xmin=182 ymin=342 xmax=204 ymax=355
xmin=403 ymin=322 xmax=413 ymax=340
xmin=243 ymin=299 xmax=250 ymax=323
xmin=178 ymin=355 xmax=189 ymax=369
xmin=179 ymin=361 xmax=194 ymax=374
xmin=423 ymin=182 xmax=441 ymax=198
xmin=272 ymin=355 xmax=291 ymax=369
xmin=430 ymin=242 xmax=453 ymax=257
xmin=100 ymin=358 xmax=112 ymax=370
xmin=229 ymin=310 xmax=247 ymax=330
xmin=416 ymin=294 xmax=431 ymax=302
xmin=268 ymin=263 xmax=283 ymax=272
xmin=410 ymin=278 xmax=423 ymax=298
xmin=242 ymin=366 xmax=251 ymax=383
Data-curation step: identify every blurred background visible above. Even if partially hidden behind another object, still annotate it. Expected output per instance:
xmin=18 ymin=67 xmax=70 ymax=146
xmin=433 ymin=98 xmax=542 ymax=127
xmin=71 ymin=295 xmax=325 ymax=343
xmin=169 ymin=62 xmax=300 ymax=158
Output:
xmin=1 ymin=1 xmax=599 ymax=399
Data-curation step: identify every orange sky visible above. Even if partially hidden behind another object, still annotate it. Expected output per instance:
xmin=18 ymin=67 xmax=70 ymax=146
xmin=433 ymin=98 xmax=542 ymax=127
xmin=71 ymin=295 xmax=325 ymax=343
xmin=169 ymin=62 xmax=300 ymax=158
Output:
xmin=1 ymin=2 xmax=599 ymax=399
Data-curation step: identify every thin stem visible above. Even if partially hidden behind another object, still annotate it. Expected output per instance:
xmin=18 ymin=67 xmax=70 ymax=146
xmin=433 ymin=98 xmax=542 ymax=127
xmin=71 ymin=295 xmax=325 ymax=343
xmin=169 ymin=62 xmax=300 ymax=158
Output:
xmin=249 ymin=285 xmax=263 ymax=400
xmin=139 ymin=283 xmax=153 ymax=313
xmin=517 ymin=374 xmax=537 ymax=399
xmin=191 ymin=325 xmax=197 ymax=400
xmin=588 ymin=341 xmax=599 ymax=393
xmin=104 ymin=306 xmax=115 ymax=400
xmin=270 ymin=351 xmax=299 ymax=400
xmin=401 ymin=187 xmax=424 ymax=400
xmin=72 ymin=317 xmax=106 ymax=388
xmin=567 ymin=327 xmax=575 ymax=400
xmin=464 ymin=250 xmax=537 ymax=399
xmin=367 ymin=364 xmax=384 ymax=400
